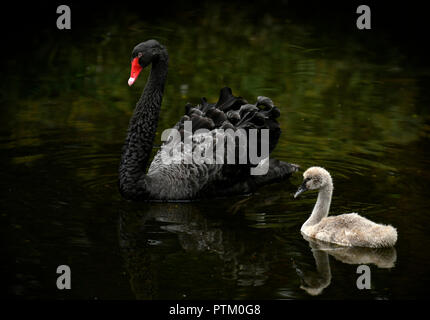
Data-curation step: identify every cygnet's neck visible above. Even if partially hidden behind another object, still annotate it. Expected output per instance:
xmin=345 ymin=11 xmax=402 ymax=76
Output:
xmin=302 ymin=183 xmax=333 ymax=229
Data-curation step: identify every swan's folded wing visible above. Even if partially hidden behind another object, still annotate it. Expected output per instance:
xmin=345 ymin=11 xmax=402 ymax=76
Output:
xmin=149 ymin=87 xmax=289 ymax=196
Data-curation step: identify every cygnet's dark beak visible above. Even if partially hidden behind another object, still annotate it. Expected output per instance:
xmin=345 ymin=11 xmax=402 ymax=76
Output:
xmin=294 ymin=181 xmax=308 ymax=198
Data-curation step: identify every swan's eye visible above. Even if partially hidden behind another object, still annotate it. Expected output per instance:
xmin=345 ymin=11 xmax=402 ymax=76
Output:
xmin=138 ymin=52 xmax=143 ymax=58
xmin=313 ymin=177 xmax=322 ymax=185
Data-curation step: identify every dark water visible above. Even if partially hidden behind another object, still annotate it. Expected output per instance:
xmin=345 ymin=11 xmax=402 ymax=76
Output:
xmin=1 ymin=4 xmax=430 ymax=299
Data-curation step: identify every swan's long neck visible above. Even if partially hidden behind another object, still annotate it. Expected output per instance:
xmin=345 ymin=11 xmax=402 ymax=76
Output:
xmin=302 ymin=182 xmax=333 ymax=229
xmin=119 ymin=51 xmax=168 ymax=199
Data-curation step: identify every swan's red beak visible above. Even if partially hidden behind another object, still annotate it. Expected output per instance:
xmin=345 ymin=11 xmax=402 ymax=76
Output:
xmin=128 ymin=57 xmax=143 ymax=86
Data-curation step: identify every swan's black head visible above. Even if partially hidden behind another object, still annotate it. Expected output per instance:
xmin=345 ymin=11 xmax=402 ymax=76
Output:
xmin=128 ymin=39 xmax=166 ymax=86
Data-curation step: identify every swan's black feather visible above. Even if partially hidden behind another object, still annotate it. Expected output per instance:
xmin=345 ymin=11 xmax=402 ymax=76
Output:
xmin=197 ymin=159 xmax=299 ymax=198
xmin=170 ymin=87 xmax=286 ymax=190
xmin=215 ymin=87 xmax=248 ymax=112
xmin=181 ymin=87 xmax=280 ymax=132
xmin=175 ymin=88 xmax=282 ymax=156
xmin=205 ymin=108 xmax=228 ymax=127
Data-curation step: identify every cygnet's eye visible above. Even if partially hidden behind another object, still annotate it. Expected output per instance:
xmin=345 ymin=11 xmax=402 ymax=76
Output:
xmin=303 ymin=177 xmax=312 ymax=187
xmin=313 ymin=176 xmax=322 ymax=185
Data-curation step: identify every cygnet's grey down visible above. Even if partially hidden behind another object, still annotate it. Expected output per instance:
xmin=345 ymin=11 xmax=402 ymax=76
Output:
xmin=294 ymin=167 xmax=397 ymax=248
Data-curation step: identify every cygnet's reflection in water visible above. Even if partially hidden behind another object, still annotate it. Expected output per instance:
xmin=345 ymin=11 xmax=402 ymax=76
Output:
xmin=118 ymin=199 xmax=275 ymax=299
xmin=295 ymin=235 xmax=397 ymax=296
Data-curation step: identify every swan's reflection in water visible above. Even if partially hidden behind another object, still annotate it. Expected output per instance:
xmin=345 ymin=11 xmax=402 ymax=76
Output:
xmin=119 ymin=200 xmax=273 ymax=299
xmin=118 ymin=198 xmax=398 ymax=299
xmin=295 ymin=235 xmax=397 ymax=296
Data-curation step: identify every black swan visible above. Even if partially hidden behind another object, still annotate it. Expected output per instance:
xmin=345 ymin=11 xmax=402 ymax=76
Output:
xmin=119 ymin=39 xmax=298 ymax=201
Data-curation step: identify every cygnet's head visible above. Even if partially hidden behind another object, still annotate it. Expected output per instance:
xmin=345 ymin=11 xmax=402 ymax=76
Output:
xmin=294 ymin=167 xmax=332 ymax=198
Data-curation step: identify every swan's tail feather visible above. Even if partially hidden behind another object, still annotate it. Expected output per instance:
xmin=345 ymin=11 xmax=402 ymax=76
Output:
xmin=373 ymin=225 xmax=398 ymax=248
xmin=215 ymin=87 xmax=247 ymax=112
xmin=215 ymin=87 xmax=233 ymax=109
